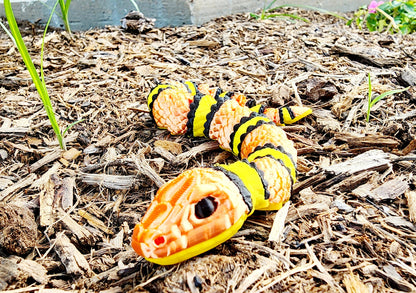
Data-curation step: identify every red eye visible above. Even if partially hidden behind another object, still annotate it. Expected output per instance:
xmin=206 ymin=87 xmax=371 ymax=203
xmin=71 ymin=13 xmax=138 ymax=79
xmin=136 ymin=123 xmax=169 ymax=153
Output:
xmin=154 ymin=236 xmax=165 ymax=246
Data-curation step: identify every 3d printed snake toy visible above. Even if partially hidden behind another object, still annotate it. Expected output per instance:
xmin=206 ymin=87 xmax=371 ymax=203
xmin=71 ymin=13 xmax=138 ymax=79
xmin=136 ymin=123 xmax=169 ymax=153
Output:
xmin=131 ymin=81 xmax=312 ymax=265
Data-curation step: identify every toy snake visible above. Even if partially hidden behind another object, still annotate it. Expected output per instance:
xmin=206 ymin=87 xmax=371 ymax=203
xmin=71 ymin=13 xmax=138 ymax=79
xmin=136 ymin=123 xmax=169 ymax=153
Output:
xmin=132 ymin=81 xmax=312 ymax=265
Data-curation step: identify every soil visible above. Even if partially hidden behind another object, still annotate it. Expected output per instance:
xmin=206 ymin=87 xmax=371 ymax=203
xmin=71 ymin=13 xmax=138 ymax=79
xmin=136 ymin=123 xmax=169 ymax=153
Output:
xmin=1 ymin=7 xmax=416 ymax=293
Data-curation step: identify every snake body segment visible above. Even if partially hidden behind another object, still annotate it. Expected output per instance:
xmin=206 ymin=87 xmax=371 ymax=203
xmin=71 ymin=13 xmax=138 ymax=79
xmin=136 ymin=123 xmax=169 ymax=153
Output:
xmin=132 ymin=82 xmax=312 ymax=265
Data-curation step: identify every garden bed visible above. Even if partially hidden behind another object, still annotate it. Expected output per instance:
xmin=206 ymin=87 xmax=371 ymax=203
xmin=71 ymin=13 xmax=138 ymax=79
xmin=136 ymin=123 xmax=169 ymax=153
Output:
xmin=1 ymin=7 xmax=416 ymax=292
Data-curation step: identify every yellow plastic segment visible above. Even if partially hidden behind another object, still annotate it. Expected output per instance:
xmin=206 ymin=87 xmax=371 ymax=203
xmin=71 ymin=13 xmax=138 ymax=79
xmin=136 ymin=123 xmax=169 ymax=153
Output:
xmin=144 ymin=212 xmax=248 ymax=265
xmin=231 ymin=115 xmax=272 ymax=157
xmin=249 ymin=104 xmax=262 ymax=113
xmin=217 ymin=161 xmax=268 ymax=212
xmin=263 ymin=106 xmax=312 ymax=126
xmin=247 ymin=147 xmax=297 ymax=184
xmin=147 ymin=84 xmax=174 ymax=110
xmin=251 ymin=156 xmax=292 ymax=210
xmin=183 ymin=81 xmax=198 ymax=96
xmin=281 ymin=106 xmax=312 ymax=124
xmin=192 ymin=95 xmax=217 ymax=137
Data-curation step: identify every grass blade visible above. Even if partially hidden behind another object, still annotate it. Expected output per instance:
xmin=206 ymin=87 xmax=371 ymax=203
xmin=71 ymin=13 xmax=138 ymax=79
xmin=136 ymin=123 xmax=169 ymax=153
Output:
xmin=128 ymin=0 xmax=140 ymax=12
xmin=4 ymin=0 xmax=65 ymax=150
xmin=58 ymin=0 xmax=71 ymax=34
xmin=62 ymin=119 xmax=84 ymax=137
xmin=268 ymin=4 xmax=347 ymax=20
xmin=370 ymin=87 xmax=410 ymax=107
xmin=366 ymin=72 xmax=372 ymax=122
xmin=0 ymin=19 xmax=16 ymax=46
xmin=366 ymin=72 xmax=409 ymax=122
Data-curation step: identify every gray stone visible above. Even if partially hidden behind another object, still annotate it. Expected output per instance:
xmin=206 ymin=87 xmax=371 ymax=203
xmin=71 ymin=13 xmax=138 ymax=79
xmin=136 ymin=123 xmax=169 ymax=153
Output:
xmin=1 ymin=0 xmax=370 ymax=30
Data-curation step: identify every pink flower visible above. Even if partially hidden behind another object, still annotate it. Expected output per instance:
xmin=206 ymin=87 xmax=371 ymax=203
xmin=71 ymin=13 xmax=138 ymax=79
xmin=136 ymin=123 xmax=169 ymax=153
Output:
xmin=368 ymin=1 xmax=384 ymax=13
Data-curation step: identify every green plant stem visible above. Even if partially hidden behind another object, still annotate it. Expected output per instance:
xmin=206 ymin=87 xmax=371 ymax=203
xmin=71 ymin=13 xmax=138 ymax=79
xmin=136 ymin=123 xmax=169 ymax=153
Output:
xmin=4 ymin=0 xmax=66 ymax=150
xmin=366 ymin=72 xmax=410 ymax=122
xmin=129 ymin=0 xmax=140 ymax=12
xmin=58 ymin=0 xmax=71 ymax=34
xmin=0 ymin=19 xmax=16 ymax=46
xmin=366 ymin=72 xmax=373 ymax=123
xmin=269 ymin=4 xmax=347 ymax=20
xmin=375 ymin=6 xmax=400 ymax=32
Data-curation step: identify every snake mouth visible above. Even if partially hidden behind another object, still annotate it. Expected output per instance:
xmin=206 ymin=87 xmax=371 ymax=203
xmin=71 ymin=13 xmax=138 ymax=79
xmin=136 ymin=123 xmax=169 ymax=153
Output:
xmin=153 ymin=235 xmax=166 ymax=246
xmin=131 ymin=168 xmax=249 ymax=261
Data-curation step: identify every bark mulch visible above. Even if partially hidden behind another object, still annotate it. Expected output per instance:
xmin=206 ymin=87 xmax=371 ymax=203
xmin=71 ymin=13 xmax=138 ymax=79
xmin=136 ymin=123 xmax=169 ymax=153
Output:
xmin=1 ymin=7 xmax=416 ymax=293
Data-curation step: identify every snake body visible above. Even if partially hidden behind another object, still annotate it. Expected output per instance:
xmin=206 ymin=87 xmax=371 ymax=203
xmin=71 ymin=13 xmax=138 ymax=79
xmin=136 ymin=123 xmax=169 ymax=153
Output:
xmin=131 ymin=81 xmax=312 ymax=265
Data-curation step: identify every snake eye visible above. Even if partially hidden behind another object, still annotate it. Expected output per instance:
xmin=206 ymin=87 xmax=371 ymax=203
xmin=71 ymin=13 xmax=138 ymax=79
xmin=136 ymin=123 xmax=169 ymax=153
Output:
xmin=195 ymin=196 xmax=218 ymax=219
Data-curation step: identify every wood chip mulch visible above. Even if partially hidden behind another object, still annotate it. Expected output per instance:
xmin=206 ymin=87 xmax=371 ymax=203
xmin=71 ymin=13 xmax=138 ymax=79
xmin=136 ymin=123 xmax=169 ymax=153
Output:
xmin=1 ymin=8 xmax=416 ymax=293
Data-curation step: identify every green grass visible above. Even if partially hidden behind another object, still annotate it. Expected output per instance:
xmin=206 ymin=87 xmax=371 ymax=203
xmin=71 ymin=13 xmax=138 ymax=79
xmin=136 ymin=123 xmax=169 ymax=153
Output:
xmin=58 ymin=0 xmax=72 ymax=34
xmin=366 ymin=73 xmax=410 ymax=122
xmin=128 ymin=0 xmax=140 ymax=11
xmin=0 ymin=19 xmax=16 ymax=46
xmin=4 ymin=0 xmax=82 ymax=150
xmin=251 ymin=1 xmax=347 ymax=21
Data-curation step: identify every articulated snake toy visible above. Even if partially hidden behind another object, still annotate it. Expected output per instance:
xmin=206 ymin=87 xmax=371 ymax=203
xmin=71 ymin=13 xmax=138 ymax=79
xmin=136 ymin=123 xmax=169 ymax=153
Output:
xmin=132 ymin=81 xmax=312 ymax=265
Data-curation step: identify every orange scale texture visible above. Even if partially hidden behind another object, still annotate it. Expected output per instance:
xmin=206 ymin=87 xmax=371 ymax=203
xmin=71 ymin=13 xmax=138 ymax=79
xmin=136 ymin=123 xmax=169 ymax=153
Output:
xmin=239 ymin=123 xmax=297 ymax=160
xmin=152 ymin=88 xmax=192 ymax=135
xmin=209 ymin=99 xmax=252 ymax=151
xmin=252 ymin=156 xmax=292 ymax=206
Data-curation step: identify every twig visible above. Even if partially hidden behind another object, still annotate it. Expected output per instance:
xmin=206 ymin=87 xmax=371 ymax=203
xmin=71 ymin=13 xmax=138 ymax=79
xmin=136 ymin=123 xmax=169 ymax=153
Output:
xmin=376 ymin=7 xmax=400 ymax=32
xmin=256 ymin=262 xmax=315 ymax=293
xmin=305 ymin=242 xmax=345 ymax=292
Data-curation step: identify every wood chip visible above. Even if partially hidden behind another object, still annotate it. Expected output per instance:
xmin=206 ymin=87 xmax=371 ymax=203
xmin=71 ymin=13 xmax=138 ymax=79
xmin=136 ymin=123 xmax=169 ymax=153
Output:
xmin=325 ymin=149 xmax=391 ymax=175
xmin=343 ymin=270 xmax=369 ymax=293
xmin=78 ymin=209 xmax=113 ymax=235
xmin=333 ymin=133 xmax=400 ymax=149
xmin=57 ymin=209 xmax=97 ymax=246
xmin=268 ymin=201 xmax=290 ymax=242
xmin=405 ymin=191 xmax=416 ymax=223
xmin=187 ymin=40 xmax=219 ymax=47
xmin=0 ymin=173 xmax=37 ymax=201
xmin=154 ymin=140 xmax=183 ymax=155
xmin=17 ymin=258 xmax=48 ymax=284
xmin=29 ymin=149 xmax=63 ymax=172
xmin=53 ymin=232 xmax=92 ymax=276
xmin=80 ymin=173 xmax=135 ymax=190
xmin=371 ymin=177 xmax=409 ymax=201
xmin=62 ymin=147 xmax=82 ymax=161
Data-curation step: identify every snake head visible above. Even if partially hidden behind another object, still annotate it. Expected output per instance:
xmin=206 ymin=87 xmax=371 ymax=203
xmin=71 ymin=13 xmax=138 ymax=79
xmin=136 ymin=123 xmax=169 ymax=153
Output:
xmin=132 ymin=168 xmax=249 ymax=265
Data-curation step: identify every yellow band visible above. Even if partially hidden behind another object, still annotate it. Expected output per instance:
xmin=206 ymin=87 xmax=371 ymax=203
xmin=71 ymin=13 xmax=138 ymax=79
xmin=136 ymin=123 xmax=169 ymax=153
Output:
xmin=231 ymin=115 xmax=272 ymax=157
xmin=218 ymin=161 xmax=268 ymax=212
xmin=247 ymin=146 xmax=297 ymax=184
xmin=147 ymin=84 xmax=174 ymax=110
xmin=192 ymin=95 xmax=218 ymax=137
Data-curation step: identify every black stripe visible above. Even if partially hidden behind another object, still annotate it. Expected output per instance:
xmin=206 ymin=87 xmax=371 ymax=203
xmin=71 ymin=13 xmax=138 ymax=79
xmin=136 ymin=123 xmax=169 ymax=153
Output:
xmin=203 ymin=93 xmax=229 ymax=139
xmin=148 ymin=85 xmax=173 ymax=123
xmin=214 ymin=88 xmax=223 ymax=97
xmin=249 ymin=143 xmax=297 ymax=178
xmin=248 ymin=161 xmax=270 ymax=200
xmin=285 ymin=106 xmax=296 ymax=120
xmin=236 ymin=119 xmax=274 ymax=159
xmin=213 ymin=166 xmax=253 ymax=212
xmin=229 ymin=112 xmax=256 ymax=151
xmin=257 ymin=105 xmax=265 ymax=114
xmin=186 ymin=92 xmax=203 ymax=137
xmin=229 ymin=112 xmax=274 ymax=157
xmin=245 ymin=98 xmax=256 ymax=108
xmin=278 ymin=107 xmax=284 ymax=125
